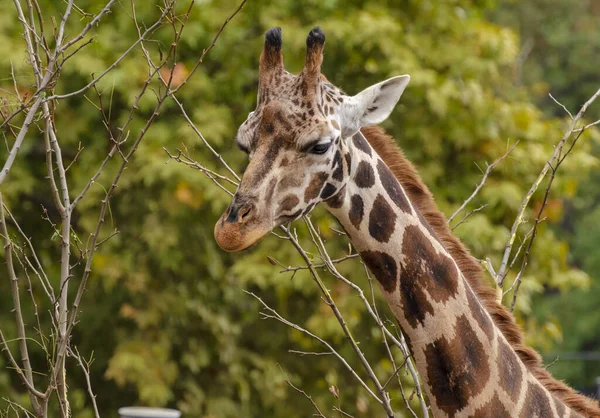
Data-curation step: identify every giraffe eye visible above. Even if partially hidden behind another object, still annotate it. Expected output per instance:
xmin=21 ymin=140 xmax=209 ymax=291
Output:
xmin=309 ymin=142 xmax=331 ymax=155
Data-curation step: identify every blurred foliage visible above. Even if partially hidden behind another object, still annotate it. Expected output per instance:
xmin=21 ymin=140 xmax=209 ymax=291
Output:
xmin=491 ymin=0 xmax=600 ymax=393
xmin=493 ymin=0 xmax=600 ymax=121
xmin=1 ymin=0 xmax=599 ymax=416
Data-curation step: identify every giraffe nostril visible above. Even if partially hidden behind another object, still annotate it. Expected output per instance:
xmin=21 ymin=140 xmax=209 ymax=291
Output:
xmin=225 ymin=199 xmax=255 ymax=224
xmin=240 ymin=207 xmax=252 ymax=220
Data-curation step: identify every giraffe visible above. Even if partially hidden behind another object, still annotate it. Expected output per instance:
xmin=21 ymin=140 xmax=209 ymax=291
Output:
xmin=213 ymin=27 xmax=600 ymax=417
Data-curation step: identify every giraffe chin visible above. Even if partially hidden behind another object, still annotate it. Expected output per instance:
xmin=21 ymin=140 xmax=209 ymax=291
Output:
xmin=213 ymin=219 xmax=269 ymax=252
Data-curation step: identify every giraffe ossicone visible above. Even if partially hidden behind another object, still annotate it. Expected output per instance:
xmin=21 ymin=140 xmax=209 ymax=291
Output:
xmin=213 ymin=27 xmax=600 ymax=418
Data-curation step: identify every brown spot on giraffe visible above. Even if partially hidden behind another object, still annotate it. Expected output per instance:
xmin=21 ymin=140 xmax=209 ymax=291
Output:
xmin=320 ymin=183 xmax=337 ymax=200
xmin=279 ymin=173 xmax=303 ymax=191
xmin=349 ymin=194 xmax=364 ymax=229
xmin=399 ymin=268 xmax=436 ymax=328
xmin=401 ymin=225 xmax=459 ymax=304
xmin=354 ymin=161 xmax=375 ymax=188
xmin=424 ymin=315 xmax=490 ymax=417
xmin=466 ymin=285 xmax=494 ymax=340
xmin=498 ymin=333 xmax=523 ymax=402
xmin=377 ymin=159 xmax=411 ymax=213
xmin=331 ymin=150 xmax=344 ymax=181
xmin=352 ymin=132 xmax=372 ymax=156
xmin=304 ymin=172 xmax=328 ymax=202
xmin=360 ymin=250 xmax=398 ymax=292
xmin=520 ymin=384 xmax=555 ymax=418
xmin=469 ymin=394 xmax=511 ymax=418
xmin=277 ymin=195 xmax=299 ymax=213
xmin=325 ymin=184 xmax=346 ymax=209
xmin=368 ymin=194 xmax=396 ymax=243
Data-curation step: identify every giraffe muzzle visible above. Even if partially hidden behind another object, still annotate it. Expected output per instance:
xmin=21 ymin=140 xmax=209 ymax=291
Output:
xmin=214 ymin=199 xmax=269 ymax=252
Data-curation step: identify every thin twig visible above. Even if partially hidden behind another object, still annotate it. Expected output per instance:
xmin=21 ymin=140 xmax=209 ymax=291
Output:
xmin=279 ymin=365 xmax=327 ymax=418
xmin=448 ymin=141 xmax=518 ymax=225
xmin=68 ymin=347 xmax=100 ymax=418
xmin=279 ymin=253 xmax=359 ymax=273
xmin=451 ymin=204 xmax=487 ymax=231
xmin=548 ymin=93 xmax=573 ymax=120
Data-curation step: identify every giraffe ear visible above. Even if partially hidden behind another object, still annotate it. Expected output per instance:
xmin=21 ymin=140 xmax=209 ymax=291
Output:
xmin=341 ymin=75 xmax=410 ymax=137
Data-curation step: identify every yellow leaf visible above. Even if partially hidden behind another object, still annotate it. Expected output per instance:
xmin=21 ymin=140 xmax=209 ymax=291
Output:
xmin=175 ymin=181 xmax=203 ymax=208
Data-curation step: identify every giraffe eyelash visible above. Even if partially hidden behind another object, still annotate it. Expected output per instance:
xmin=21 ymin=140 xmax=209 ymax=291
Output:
xmin=303 ymin=140 xmax=332 ymax=155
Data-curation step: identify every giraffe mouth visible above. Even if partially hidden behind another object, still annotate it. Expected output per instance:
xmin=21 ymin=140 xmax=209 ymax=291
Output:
xmin=213 ymin=214 xmax=270 ymax=252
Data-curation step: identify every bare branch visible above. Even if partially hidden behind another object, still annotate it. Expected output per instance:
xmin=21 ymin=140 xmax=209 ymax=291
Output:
xmin=50 ymin=0 xmax=245 ymax=397
xmin=43 ymin=120 xmax=64 ymax=216
xmin=169 ymin=0 xmax=249 ymax=95
xmin=304 ymin=218 xmax=428 ymax=417
xmin=284 ymin=221 xmax=394 ymax=416
xmin=2 ymin=204 xmax=54 ymax=301
xmin=12 ymin=0 xmax=43 ymax=84
xmin=169 ymin=96 xmax=241 ymax=182
xmin=448 ymin=141 xmax=518 ymax=225
xmin=164 ymin=147 xmax=238 ymax=189
xmin=332 ymin=406 xmax=355 ymax=418
xmin=497 ymin=86 xmax=600 ymax=287
xmin=508 ymin=129 xmax=582 ymax=310
xmin=278 ymin=253 xmax=359 ymax=273
xmin=279 ymin=365 xmax=327 ymax=418
xmin=451 ymin=204 xmax=487 ymax=231
xmin=246 ymin=290 xmax=384 ymax=404
xmin=58 ymin=0 xmax=118 ymax=53
xmin=364 ymin=264 xmax=419 ymax=418
xmin=0 ymin=193 xmax=45 ymax=410
xmin=548 ymin=93 xmax=573 ymax=120
xmin=0 ymin=97 xmax=44 ymax=185
xmin=45 ymin=12 xmax=170 ymax=101
xmin=573 ymin=118 xmax=600 ymax=133
xmin=68 ymin=347 xmax=100 ymax=418
xmin=54 ymin=0 xmax=75 ymax=52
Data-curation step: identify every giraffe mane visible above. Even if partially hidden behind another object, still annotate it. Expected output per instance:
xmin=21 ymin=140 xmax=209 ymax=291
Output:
xmin=361 ymin=125 xmax=600 ymax=417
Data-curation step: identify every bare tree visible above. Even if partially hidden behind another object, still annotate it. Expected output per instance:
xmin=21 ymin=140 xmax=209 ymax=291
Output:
xmin=0 ymin=0 xmax=246 ymax=416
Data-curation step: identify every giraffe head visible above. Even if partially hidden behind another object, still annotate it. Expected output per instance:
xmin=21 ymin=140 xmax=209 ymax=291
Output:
xmin=214 ymin=27 xmax=410 ymax=251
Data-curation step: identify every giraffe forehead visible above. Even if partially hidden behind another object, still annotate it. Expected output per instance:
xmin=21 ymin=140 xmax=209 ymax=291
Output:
xmin=243 ymin=100 xmax=338 ymax=152
xmin=238 ymin=73 xmax=344 ymax=148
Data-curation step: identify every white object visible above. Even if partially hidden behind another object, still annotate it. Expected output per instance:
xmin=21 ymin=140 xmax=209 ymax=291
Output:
xmin=118 ymin=407 xmax=181 ymax=418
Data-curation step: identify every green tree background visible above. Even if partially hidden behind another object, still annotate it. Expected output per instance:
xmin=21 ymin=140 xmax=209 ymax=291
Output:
xmin=1 ymin=0 xmax=599 ymax=416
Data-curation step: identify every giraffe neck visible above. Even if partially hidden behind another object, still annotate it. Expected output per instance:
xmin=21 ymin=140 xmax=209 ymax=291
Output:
xmin=325 ymin=132 xmax=580 ymax=418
